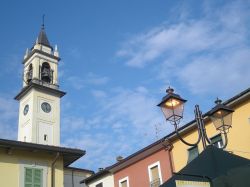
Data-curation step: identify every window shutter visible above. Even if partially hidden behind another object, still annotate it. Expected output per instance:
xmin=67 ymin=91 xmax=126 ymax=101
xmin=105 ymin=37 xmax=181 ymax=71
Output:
xmin=33 ymin=169 xmax=43 ymax=187
xmin=24 ymin=168 xmax=33 ymax=187
xmin=151 ymin=165 xmax=160 ymax=181
xmin=187 ymin=146 xmax=199 ymax=163
xmin=24 ymin=167 xmax=43 ymax=187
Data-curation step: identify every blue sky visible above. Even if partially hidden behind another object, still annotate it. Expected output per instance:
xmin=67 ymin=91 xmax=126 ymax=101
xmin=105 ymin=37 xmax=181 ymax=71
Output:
xmin=0 ymin=0 xmax=249 ymax=171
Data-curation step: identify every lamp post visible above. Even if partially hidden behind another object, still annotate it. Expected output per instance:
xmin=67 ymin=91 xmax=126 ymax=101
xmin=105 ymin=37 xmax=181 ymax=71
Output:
xmin=158 ymin=87 xmax=234 ymax=149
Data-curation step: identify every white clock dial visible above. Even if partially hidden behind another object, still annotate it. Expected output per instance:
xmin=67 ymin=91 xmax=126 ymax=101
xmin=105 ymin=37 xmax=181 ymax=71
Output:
xmin=41 ymin=102 xmax=51 ymax=113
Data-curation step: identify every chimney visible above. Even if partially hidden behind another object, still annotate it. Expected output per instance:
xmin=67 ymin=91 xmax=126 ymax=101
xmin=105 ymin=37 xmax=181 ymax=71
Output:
xmin=116 ymin=156 xmax=123 ymax=162
xmin=98 ymin=168 xmax=104 ymax=172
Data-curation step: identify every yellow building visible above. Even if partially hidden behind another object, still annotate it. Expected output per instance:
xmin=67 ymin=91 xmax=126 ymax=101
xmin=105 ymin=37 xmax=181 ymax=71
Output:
xmin=0 ymin=138 xmax=84 ymax=187
xmin=164 ymin=88 xmax=250 ymax=172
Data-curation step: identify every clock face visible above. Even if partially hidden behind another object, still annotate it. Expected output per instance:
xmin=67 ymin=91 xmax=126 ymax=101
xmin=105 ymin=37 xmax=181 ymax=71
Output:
xmin=23 ymin=104 xmax=29 ymax=115
xmin=41 ymin=102 xmax=51 ymax=113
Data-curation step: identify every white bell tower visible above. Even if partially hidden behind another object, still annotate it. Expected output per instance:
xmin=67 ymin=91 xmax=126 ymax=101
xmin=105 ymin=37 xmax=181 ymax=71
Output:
xmin=15 ymin=25 xmax=65 ymax=146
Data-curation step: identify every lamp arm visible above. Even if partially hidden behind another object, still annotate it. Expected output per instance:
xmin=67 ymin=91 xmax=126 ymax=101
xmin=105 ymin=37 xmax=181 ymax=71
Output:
xmin=221 ymin=128 xmax=228 ymax=149
xmin=174 ymin=123 xmax=201 ymax=147
xmin=194 ymin=104 xmax=209 ymax=149
xmin=204 ymin=130 xmax=212 ymax=145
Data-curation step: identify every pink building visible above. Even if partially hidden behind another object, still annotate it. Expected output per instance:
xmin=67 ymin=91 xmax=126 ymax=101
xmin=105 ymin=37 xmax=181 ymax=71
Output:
xmin=111 ymin=139 xmax=173 ymax=187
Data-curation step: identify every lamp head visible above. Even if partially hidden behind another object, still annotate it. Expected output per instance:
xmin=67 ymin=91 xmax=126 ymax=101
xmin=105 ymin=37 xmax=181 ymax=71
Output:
xmin=158 ymin=87 xmax=187 ymax=124
xmin=209 ymin=98 xmax=234 ymax=131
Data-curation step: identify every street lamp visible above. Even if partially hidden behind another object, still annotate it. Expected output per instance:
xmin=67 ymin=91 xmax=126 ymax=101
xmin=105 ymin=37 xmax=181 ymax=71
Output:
xmin=158 ymin=87 xmax=234 ymax=149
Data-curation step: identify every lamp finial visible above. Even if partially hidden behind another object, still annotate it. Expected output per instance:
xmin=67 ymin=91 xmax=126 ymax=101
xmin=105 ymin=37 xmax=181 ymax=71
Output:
xmin=166 ymin=87 xmax=174 ymax=94
xmin=215 ymin=98 xmax=222 ymax=105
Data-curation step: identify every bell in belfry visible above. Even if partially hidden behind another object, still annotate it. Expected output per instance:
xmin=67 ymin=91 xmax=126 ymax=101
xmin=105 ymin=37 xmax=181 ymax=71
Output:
xmin=41 ymin=62 xmax=51 ymax=83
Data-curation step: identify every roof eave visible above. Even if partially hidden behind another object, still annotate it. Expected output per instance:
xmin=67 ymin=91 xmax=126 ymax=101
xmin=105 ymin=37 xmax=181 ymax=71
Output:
xmin=0 ymin=138 xmax=85 ymax=167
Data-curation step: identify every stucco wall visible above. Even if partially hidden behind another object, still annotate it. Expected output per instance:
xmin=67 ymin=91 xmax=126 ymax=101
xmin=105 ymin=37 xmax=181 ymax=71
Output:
xmin=114 ymin=149 xmax=172 ymax=187
xmin=0 ymin=148 xmax=64 ymax=187
xmin=18 ymin=87 xmax=61 ymax=146
xmin=87 ymin=173 xmax=114 ymax=187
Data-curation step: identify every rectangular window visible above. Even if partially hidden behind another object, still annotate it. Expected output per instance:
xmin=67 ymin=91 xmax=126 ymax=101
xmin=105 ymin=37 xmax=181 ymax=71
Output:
xmin=121 ymin=180 xmax=128 ymax=187
xmin=187 ymin=146 xmax=199 ymax=163
xmin=119 ymin=176 xmax=129 ymax=187
xmin=96 ymin=183 xmax=103 ymax=187
xmin=148 ymin=161 xmax=162 ymax=187
xmin=44 ymin=134 xmax=47 ymax=141
xmin=24 ymin=167 xmax=43 ymax=187
xmin=211 ymin=134 xmax=223 ymax=148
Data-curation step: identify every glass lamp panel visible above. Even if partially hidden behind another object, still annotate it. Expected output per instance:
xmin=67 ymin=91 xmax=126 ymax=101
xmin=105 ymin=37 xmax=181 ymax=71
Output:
xmin=211 ymin=113 xmax=233 ymax=131
xmin=161 ymin=106 xmax=174 ymax=120
xmin=222 ymin=112 xmax=233 ymax=129
xmin=160 ymin=98 xmax=184 ymax=123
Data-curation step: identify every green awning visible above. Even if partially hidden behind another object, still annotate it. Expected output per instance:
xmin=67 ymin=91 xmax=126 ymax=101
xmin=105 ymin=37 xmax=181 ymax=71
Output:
xmin=161 ymin=145 xmax=250 ymax=187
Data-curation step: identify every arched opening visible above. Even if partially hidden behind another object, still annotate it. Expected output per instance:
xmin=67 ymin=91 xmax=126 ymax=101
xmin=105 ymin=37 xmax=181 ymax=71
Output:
xmin=26 ymin=64 xmax=33 ymax=83
xmin=41 ymin=62 xmax=52 ymax=83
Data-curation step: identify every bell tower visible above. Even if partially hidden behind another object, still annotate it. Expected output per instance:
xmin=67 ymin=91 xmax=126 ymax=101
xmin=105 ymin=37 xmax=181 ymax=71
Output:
xmin=15 ymin=25 xmax=65 ymax=146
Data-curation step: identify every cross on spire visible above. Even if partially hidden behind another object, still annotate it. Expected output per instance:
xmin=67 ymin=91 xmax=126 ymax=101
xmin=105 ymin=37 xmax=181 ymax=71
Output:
xmin=42 ymin=14 xmax=45 ymax=29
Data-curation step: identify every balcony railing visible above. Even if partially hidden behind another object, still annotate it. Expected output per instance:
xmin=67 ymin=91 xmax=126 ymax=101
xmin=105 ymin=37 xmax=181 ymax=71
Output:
xmin=150 ymin=178 xmax=161 ymax=187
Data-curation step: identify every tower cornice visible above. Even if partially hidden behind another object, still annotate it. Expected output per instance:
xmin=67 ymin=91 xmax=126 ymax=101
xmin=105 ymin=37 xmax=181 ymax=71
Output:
xmin=15 ymin=82 xmax=66 ymax=101
xmin=23 ymin=49 xmax=61 ymax=64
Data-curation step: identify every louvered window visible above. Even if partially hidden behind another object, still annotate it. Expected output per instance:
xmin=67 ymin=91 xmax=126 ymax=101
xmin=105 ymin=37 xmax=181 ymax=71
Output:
xmin=24 ymin=167 xmax=43 ymax=187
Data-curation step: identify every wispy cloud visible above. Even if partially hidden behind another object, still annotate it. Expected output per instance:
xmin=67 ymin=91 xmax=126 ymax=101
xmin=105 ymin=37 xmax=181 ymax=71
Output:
xmin=85 ymin=72 xmax=109 ymax=85
xmin=117 ymin=0 xmax=250 ymax=96
xmin=62 ymin=86 xmax=167 ymax=170
xmin=66 ymin=76 xmax=85 ymax=90
xmin=91 ymin=90 xmax=107 ymax=98
xmin=66 ymin=72 xmax=109 ymax=90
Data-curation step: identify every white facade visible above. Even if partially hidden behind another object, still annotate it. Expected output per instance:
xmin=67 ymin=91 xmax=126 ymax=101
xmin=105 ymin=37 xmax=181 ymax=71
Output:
xmin=17 ymin=29 xmax=63 ymax=146
xmin=87 ymin=173 xmax=114 ymax=187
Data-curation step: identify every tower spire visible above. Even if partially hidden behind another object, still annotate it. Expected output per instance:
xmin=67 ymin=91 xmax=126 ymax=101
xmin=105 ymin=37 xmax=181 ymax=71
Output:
xmin=34 ymin=15 xmax=52 ymax=49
